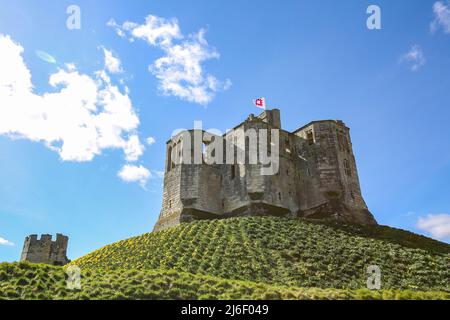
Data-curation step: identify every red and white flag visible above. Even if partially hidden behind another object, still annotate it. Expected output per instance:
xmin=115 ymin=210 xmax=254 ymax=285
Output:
xmin=253 ymin=97 xmax=266 ymax=110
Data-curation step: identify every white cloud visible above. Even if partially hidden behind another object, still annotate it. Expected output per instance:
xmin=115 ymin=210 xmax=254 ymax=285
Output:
xmin=118 ymin=164 xmax=151 ymax=187
xmin=102 ymin=47 xmax=123 ymax=74
xmin=127 ymin=15 xmax=182 ymax=46
xmin=0 ymin=237 xmax=14 ymax=246
xmin=400 ymin=45 xmax=426 ymax=71
xmin=65 ymin=63 xmax=76 ymax=71
xmin=109 ymin=15 xmax=230 ymax=105
xmin=107 ymin=19 xmax=129 ymax=39
xmin=431 ymin=1 xmax=450 ymax=34
xmin=0 ymin=34 xmax=144 ymax=164
xmin=146 ymin=136 xmax=156 ymax=145
xmin=124 ymin=135 xmax=145 ymax=162
xmin=417 ymin=214 xmax=450 ymax=240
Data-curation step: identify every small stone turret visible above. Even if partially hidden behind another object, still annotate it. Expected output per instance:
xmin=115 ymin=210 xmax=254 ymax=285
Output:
xmin=20 ymin=234 xmax=70 ymax=266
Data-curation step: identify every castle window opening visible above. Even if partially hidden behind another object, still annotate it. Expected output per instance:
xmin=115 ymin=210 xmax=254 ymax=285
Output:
xmin=285 ymin=137 xmax=291 ymax=154
xmin=172 ymin=143 xmax=178 ymax=169
xmin=231 ymin=165 xmax=236 ymax=180
xmin=306 ymin=130 xmax=314 ymax=145
xmin=167 ymin=146 xmax=173 ymax=172
xmin=278 ymin=193 xmax=282 ymax=201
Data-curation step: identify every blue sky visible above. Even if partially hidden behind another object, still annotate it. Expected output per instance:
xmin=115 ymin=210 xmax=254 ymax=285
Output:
xmin=1 ymin=0 xmax=450 ymax=262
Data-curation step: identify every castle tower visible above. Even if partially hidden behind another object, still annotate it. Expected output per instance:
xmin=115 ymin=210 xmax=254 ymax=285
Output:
xmin=154 ymin=129 xmax=224 ymax=231
xmin=20 ymin=234 xmax=70 ymax=266
xmin=293 ymin=120 xmax=377 ymax=225
xmin=153 ymin=109 xmax=376 ymax=232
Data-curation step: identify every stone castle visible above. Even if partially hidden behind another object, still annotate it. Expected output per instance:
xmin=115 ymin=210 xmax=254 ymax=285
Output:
xmin=20 ymin=234 xmax=70 ymax=266
xmin=154 ymin=109 xmax=376 ymax=231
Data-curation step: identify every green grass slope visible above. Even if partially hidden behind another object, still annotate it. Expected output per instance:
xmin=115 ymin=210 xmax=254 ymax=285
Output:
xmin=71 ymin=216 xmax=450 ymax=292
xmin=1 ymin=262 xmax=449 ymax=300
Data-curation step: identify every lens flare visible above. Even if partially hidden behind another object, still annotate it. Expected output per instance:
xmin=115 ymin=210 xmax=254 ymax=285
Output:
xmin=35 ymin=50 xmax=57 ymax=64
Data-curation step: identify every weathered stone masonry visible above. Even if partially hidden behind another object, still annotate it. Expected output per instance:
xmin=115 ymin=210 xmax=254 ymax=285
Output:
xmin=154 ymin=109 xmax=376 ymax=231
xmin=20 ymin=234 xmax=70 ymax=266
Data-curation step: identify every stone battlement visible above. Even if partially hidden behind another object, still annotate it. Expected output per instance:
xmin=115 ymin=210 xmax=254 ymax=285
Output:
xmin=20 ymin=233 xmax=70 ymax=266
xmin=154 ymin=109 xmax=376 ymax=231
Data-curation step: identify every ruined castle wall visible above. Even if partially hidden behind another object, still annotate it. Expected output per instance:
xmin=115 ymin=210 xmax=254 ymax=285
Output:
xmin=293 ymin=124 xmax=327 ymax=211
xmin=312 ymin=122 xmax=344 ymax=195
xmin=332 ymin=123 xmax=376 ymax=224
xmin=257 ymin=109 xmax=281 ymax=129
xmin=156 ymin=131 xmax=225 ymax=231
xmin=21 ymin=235 xmax=52 ymax=264
xmin=333 ymin=123 xmax=367 ymax=209
xmin=294 ymin=122 xmax=346 ymax=212
xmin=219 ymin=120 xmax=287 ymax=216
xmin=221 ymin=164 xmax=251 ymax=214
xmin=221 ymin=120 xmax=299 ymax=216
xmin=154 ymin=110 xmax=377 ymax=231
xmin=49 ymin=234 xmax=69 ymax=265
xmin=176 ymin=129 xmax=223 ymax=217
xmin=309 ymin=121 xmax=369 ymax=211
xmin=293 ymin=121 xmax=375 ymax=224
xmin=180 ymin=164 xmax=223 ymax=216
xmin=260 ymin=131 xmax=300 ymax=214
xmin=155 ymin=139 xmax=184 ymax=231
xmin=220 ymin=123 xmax=253 ymax=214
xmin=195 ymin=165 xmax=222 ymax=215
xmin=20 ymin=234 xmax=69 ymax=265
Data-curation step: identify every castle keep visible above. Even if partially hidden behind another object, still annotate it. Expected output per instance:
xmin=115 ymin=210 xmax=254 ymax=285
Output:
xmin=20 ymin=234 xmax=70 ymax=266
xmin=154 ymin=109 xmax=376 ymax=231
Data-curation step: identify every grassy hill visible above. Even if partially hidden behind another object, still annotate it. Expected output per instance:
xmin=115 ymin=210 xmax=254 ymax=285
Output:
xmin=71 ymin=216 xmax=449 ymax=292
xmin=1 ymin=216 xmax=449 ymax=299
xmin=1 ymin=262 xmax=448 ymax=300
